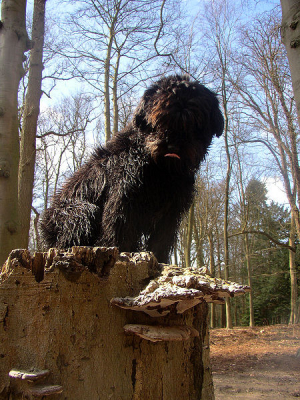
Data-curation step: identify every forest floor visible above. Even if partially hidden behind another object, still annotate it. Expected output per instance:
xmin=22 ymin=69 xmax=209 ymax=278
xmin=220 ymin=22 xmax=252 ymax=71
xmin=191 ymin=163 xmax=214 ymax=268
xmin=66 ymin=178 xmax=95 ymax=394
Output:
xmin=210 ymin=324 xmax=300 ymax=399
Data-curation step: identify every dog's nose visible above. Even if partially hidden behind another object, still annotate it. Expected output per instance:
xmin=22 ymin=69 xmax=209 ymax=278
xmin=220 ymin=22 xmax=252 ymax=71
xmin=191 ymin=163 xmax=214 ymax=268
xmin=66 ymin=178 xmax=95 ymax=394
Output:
xmin=167 ymin=144 xmax=180 ymax=153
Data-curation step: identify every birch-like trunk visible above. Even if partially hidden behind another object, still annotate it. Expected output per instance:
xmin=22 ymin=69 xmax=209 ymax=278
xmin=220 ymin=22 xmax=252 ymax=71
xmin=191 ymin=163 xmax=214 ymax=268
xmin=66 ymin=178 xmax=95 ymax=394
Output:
xmin=18 ymin=0 xmax=46 ymax=249
xmin=281 ymin=0 xmax=300 ymax=127
xmin=0 ymin=0 xmax=30 ymax=266
xmin=279 ymin=2 xmax=300 ymax=243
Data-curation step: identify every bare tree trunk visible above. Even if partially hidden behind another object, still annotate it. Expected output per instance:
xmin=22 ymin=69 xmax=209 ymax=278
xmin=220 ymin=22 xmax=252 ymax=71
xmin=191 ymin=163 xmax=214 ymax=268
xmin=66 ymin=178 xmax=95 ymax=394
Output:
xmin=32 ymin=206 xmax=41 ymax=251
xmin=223 ymin=116 xmax=233 ymax=329
xmin=103 ymin=3 xmax=121 ymax=143
xmin=0 ymin=0 xmax=30 ymax=266
xmin=112 ymin=49 xmax=121 ymax=136
xmin=216 ymin=225 xmax=226 ymax=327
xmin=18 ymin=0 xmax=46 ymax=249
xmin=208 ymin=232 xmax=216 ymax=328
xmin=244 ymin=234 xmax=254 ymax=327
xmin=193 ymin=220 xmax=204 ymax=268
xmin=289 ymin=216 xmax=298 ymax=324
xmin=104 ymin=37 xmax=112 ymax=142
xmin=234 ymin=134 xmax=255 ymax=327
xmin=280 ymin=0 xmax=300 ymax=127
xmin=173 ymin=242 xmax=179 ymax=265
xmin=184 ymin=203 xmax=194 ymax=268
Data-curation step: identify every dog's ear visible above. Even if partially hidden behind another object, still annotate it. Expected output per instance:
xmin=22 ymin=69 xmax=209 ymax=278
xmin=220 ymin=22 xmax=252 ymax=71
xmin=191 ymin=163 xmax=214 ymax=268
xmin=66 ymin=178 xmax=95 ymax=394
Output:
xmin=133 ymin=100 xmax=148 ymax=131
xmin=210 ymin=98 xmax=224 ymax=137
xmin=132 ymin=86 xmax=158 ymax=131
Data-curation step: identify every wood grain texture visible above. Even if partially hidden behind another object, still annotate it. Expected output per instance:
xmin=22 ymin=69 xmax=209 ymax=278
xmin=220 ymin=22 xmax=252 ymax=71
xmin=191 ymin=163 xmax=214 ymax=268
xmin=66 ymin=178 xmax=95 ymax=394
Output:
xmin=0 ymin=247 xmax=215 ymax=399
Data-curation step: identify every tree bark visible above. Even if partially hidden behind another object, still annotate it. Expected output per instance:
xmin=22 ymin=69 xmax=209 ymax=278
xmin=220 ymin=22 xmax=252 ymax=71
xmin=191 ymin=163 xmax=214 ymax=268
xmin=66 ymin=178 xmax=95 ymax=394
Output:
xmin=280 ymin=0 xmax=300 ymax=127
xmin=193 ymin=218 xmax=204 ymax=268
xmin=18 ymin=0 xmax=46 ymax=249
xmin=289 ymin=216 xmax=298 ymax=324
xmin=0 ymin=248 xmax=215 ymax=400
xmin=0 ymin=0 xmax=30 ymax=266
xmin=112 ymin=49 xmax=121 ymax=136
xmin=104 ymin=35 xmax=113 ymax=142
xmin=103 ymin=3 xmax=120 ymax=143
xmin=208 ymin=232 xmax=216 ymax=328
xmin=244 ymin=234 xmax=254 ymax=327
xmin=223 ymin=115 xmax=233 ymax=329
xmin=185 ymin=202 xmax=194 ymax=268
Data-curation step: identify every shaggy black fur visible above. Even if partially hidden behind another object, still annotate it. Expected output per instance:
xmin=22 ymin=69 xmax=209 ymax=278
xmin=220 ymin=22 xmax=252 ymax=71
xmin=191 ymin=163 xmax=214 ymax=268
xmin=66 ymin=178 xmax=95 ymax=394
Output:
xmin=40 ymin=75 xmax=224 ymax=263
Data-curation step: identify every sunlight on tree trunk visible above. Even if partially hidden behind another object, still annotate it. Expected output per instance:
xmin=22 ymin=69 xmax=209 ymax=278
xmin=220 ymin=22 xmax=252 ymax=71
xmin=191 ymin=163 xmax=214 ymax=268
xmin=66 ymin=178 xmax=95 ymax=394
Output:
xmin=281 ymin=0 xmax=300 ymax=128
xmin=244 ymin=234 xmax=254 ymax=327
xmin=104 ymin=34 xmax=113 ymax=142
xmin=234 ymin=135 xmax=255 ymax=327
xmin=18 ymin=0 xmax=46 ymax=249
xmin=289 ymin=216 xmax=298 ymax=323
xmin=184 ymin=202 xmax=194 ymax=268
xmin=0 ymin=0 xmax=30 ymax=266
xmin=223 ymin=87 xmax=232 ymax=329
xmin=208 ymin=232 xmax=216 ymax=328
xmin=112 ymin=49 xmax=121 ymax=136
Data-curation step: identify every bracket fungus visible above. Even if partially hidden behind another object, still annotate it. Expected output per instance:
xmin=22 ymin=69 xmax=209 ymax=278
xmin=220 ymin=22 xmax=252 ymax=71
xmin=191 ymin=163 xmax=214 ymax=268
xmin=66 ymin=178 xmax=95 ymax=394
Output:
xmin=111 ymin=264 xmax=250 ymax=317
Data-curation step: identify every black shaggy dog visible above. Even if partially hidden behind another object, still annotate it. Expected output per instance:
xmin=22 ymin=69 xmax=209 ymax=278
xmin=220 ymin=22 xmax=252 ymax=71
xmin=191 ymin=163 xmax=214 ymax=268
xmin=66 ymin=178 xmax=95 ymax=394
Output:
xmin=40 ymin=75 xmax=224 ymax=263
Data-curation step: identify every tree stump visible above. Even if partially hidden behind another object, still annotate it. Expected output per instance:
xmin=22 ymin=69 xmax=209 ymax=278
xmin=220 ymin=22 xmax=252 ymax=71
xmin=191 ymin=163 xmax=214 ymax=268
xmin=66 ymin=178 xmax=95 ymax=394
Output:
xmin=0 ymin=247 xmax=250 ymax=399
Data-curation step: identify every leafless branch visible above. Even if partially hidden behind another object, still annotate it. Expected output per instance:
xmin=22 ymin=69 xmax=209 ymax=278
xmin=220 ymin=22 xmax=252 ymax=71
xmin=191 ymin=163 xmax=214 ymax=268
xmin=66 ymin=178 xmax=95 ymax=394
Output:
xmin=229 ymin=229 xmax=295 ymax=252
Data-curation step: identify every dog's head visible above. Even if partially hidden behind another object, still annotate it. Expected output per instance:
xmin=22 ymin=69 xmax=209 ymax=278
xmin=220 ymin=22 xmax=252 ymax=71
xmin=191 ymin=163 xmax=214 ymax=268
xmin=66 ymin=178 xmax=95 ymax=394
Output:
xmin=133 ymin=75 xmax=224 ymax=173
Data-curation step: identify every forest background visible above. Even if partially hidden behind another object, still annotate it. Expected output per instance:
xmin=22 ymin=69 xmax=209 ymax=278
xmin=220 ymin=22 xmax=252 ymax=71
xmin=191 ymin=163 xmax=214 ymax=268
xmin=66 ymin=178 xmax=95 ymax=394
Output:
xmin=0 ymin=0 xmax=299 ymax=330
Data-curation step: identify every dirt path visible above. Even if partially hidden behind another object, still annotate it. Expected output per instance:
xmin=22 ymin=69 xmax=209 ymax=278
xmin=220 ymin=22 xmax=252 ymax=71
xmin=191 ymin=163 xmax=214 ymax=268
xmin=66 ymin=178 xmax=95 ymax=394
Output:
xmin=210 ymin=324 xmax=300 ymax=399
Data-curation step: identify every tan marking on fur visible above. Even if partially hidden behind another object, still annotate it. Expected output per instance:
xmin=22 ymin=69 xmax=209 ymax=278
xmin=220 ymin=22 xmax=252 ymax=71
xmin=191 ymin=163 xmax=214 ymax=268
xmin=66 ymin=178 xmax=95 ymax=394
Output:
xmin=147 ymin=94 xmax=172 ymax=128
xmin=145 ymin=137 xmax=163 ymax=161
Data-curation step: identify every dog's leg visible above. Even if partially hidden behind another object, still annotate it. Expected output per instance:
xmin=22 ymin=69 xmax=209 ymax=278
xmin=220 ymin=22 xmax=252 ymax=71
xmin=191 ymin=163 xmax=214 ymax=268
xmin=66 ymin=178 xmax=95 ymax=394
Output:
xmin=40 ymin=154 xmax=109 ymax=249
xmin=40 ymin=200 xmax=101 ymax=249
xmin=96 ymin=190 xmax=140 ymax=252
xmin=146 ymin=216 xmax=179 ymax=263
